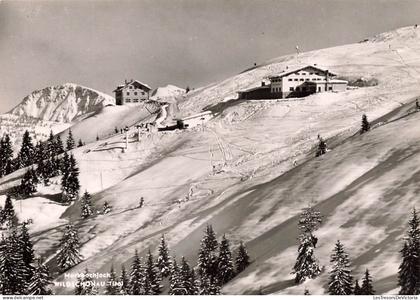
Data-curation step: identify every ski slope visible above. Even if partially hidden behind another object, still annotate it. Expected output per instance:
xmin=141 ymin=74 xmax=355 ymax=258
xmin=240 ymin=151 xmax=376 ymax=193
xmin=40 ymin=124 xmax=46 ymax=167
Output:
xmin=2 ymin=26 xmax=420 ymax=294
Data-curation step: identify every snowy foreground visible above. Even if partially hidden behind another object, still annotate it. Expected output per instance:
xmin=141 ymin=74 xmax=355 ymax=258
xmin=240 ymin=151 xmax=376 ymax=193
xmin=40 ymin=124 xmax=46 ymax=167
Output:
xmin=2 ymin=26 xmax=420 ymax=294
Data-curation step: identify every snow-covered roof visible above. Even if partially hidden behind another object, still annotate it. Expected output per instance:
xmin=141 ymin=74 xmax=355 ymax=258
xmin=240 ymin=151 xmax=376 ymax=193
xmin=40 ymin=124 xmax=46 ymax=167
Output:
xmin=269 ymin=65 xmax=337 ymax=79
xmin=308 ymin=79 xmax=348 ymax=84
xmin=113 ymin=80 xmax=152 ymax=92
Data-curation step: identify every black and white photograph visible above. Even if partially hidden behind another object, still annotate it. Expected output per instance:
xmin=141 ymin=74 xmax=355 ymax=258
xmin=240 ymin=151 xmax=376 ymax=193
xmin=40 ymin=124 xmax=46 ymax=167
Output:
xmin=1 ymin=0 xmax=420 ymax=297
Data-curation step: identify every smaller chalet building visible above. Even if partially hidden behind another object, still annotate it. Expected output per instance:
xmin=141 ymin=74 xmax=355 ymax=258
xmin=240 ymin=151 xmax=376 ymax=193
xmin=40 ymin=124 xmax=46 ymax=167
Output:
xmin=238 ymin=66 xmax=348 ymax=100
xmin=114 ymin=79 xmax=152 ymax=105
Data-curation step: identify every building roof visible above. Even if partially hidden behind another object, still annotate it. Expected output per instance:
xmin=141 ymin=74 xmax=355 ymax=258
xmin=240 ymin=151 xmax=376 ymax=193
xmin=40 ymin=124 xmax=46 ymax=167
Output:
xmin=307 ymin=79 xmax=348 ymax=84
xmin=269 ymin=65 xmax=337 ymax=80
xmin=113 ymin=80 xmax=152 ymax=92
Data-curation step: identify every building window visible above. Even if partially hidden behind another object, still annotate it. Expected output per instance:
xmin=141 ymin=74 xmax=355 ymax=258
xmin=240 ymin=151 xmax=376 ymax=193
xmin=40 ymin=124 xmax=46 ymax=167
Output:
xmin=300 ymin=79 xmax=304 ymax=81
xmin=134 ymin=92 xmax=138 ymax=95
xmin=133 ymin=99 xmax=139 ymax=103
xmin=294 ymin=79 xmax=298 ymax=81
xmin=318 ymin=87 xmax=321 ymax=92
xmin=301 ymin=72 xmax=306 ymax=75
xmin=305 ymin=78 xmax=309 ymax=81
xmin=290 ymin=87 xmax=294 ymax=91
xmin=126 ymin=99 xmax=131 ymax=102
xmin=329 ymin=86 xmax=333 ymax=91
xmin=309 ymin=72 xmax=313 ymax=75
xmin=127 ymin=92 xmax=130 ymax=96
xmin=288 ymin=78 xmax=293 ymax=81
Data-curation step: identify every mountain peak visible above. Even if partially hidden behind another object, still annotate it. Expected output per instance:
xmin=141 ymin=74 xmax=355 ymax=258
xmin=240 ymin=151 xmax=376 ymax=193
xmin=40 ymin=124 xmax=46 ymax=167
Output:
xmin=9 ymin=83 xmax=115 ymax=123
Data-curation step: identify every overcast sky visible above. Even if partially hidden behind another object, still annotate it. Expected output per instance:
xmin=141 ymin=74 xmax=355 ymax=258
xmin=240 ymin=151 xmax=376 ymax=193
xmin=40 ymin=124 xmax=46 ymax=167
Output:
xmin=1 ymin=0 xmax=420 ymax=113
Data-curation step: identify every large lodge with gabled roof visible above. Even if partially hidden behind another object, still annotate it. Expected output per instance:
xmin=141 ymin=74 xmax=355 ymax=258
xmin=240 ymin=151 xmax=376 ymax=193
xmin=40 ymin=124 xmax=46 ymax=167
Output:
xmin=238 ymin=65 xmax=348 ymax=100
xmin=113 ymin=79 xmax=152 ymax=105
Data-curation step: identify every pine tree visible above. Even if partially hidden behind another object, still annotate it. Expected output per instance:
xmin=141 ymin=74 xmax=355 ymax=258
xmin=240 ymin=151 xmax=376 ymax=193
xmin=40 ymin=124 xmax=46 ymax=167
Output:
xmin=360 ymin=114 xmax=371 ymax=134
xmin=27 ymin=259 xmax=53 ymax=295
xmin=360 ymin=268 xmax=375 ymax=295
xmin=17 ymin=130 xmax=35 ymax=169
xmin=0 ymin=134 xmax=14 ymax=176
xmin=144 ymin=249 xmax=161 ymax=295
xmin=180 ymin=257 xmax=198 ymax=295
xmin=235 ymin=241 xmax=250 ymax=273
xmin=0 ymin=226 xmax=29 ymax=294
xmin=198 ymin=272 xmax=221 ymax=295
xmin=217 ymin=234 xmax=235 ymax=284
xmin=102 ymin=201 xmax=112 ymax=214
xmin=398 ymin=208 xmax=420 ymax=295
xmin=293 ymin=205 xmax=322 ymax=283
xmin=157 ymin=234 xmax=171 ymax=277
xmin=0 ymin=195 xmax=18 ymax=226
xmin=54 ymin=135 xmax=64 ymax=155
xmin=298 ymin=205 xmax=322 ymax=235
xmin=19 ymin=168 xmax=38 ymax=198
xmin=75 ymin=268 xmax=97 ymax=295
xmin=80 ymin=191 xmax=94 ymax=219
xmin=77 ymin=139 xmax=84 ymax=148
xmin=354 ymin=279 xmax=362 ymax=295
xmin=61 ymin=153 xmax=80 ymax=203
xmin=328 ymin=240 xmax=353 ymax=295
xmin=119 ymin=264 xmax=131 ymax=295
xmin=293 ymin=233 xmax=322 ymax=283
xmin=20 ymin=222 xmax=35 ymax=282
xmin=169 ymin=258 xmax=187 ymax=295
xmin=56 ymin=223 xmax=83 ymax=270
xmin=66 ymin=129 xmax=75 ymax=151
xmin=197 ymin=225 xmax=219 ymax=280
xmin=129 ymin=250 xmax=144 ymax=295
xmin=315 ymin=135 xmax=327 ymax=157
xmin=105 ymin=265 xmax=119 ymax=295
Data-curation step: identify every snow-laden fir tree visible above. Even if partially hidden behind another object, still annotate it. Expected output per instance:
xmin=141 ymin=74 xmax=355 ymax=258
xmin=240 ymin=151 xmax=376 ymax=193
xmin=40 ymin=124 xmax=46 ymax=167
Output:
xmin=189 ymin=268 xmax=200 ymax=295
xmin=17 ymin=130 xmax=35 ymax=168
xmin=328 ymin=240 xmax=353 ymax=295
xmin=80 ymin=191 xmax=94 ymax=219
xmin=20 ymin=222 xmax=35 ymax=282
xmin=66 ymin=129 xmax=76 ymax=151
xmin=198 ymin=272 xmax=221 ymax=295
xmin=315 ymin=135 xmax=327 ymax=157
xmin=74 ymin=268 xmax=97 ymax=295
xmin=298 ymin=205 xmax=322 ymax=235
xmin=129 ymin=250 xmax=144 ymax=295
xmin=19 ymin=168 xmax=38 ymax=198
xmin=360 ymin=268 xmax=375 ymax=295
xmin=354 ymin=279 xmax=362 ymax=295
xmin=235 ymin=241 xmax=250 ymax=273
xmin=197 ymin=225 xmax=219 ymax=280
xmin=0 ymin=134 xmax=14 ymax=177
xmin=102 ymin=201 xmax=112 ymax=214
xmin=217 ymin=234 xmax=235 ymax=284
xmin=156 ymin=234 xmax=171 ymax=277
xmin=0 ymin=226 xmax=29 ymax=294
xmin=293 ymin=233 xmax=322 ymax=283
xmin=360 ymin=114 xmax=371 ymax=134
xmin=293 ymin=205 xmax=322 ymax=283
xmin=27 ymin=258 xmax=53 ymax=295
xmin=144 ymin=249 xmax=161 ymax=295
xmin=169 ymin=258 xmax=187 ymax=295
xmin=61 ymin=153 xmax=80 ymax=203
xmin=54 ymin=135 xmax=64 ymax=155
xmin=398 ymin=208 xmax=420 ymax=295
xmin=56 ymin=223 xmax=82 ymax=270
xmin=105 ymin=265 xmax=119 ymax=295
xmin=180 ymin=257 xmax=198 ymax=295
xmin=1 ymin=195 xmax=18 ymax=226
xmin=119 ymin=264 xmax=131 ymax=295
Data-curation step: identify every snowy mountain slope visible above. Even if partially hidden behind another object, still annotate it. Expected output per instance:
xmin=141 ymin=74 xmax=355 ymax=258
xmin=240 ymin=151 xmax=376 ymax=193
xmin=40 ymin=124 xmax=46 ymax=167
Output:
xmin=150 ymin=84 xmax=186 ymax=101
xmin=9 ymin=83 xmax=115 ymax=123
xmin=2 ymin=26 xmax=420 ymax=295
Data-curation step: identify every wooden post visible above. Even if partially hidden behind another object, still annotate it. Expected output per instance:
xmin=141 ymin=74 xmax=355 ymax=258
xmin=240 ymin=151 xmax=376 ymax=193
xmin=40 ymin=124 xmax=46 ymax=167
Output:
xmin=138 ymin=126 xmax=141 ymax=142
xmin=126 ymin=130 xmax=129 ymax=150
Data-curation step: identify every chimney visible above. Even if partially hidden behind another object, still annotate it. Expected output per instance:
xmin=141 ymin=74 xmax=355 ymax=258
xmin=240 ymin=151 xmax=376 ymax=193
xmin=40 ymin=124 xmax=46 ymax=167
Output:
xmin=125 ymin=79 xmax=128 ymax=85
xmin=261 ymin=82 xmax=265 ymax=87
